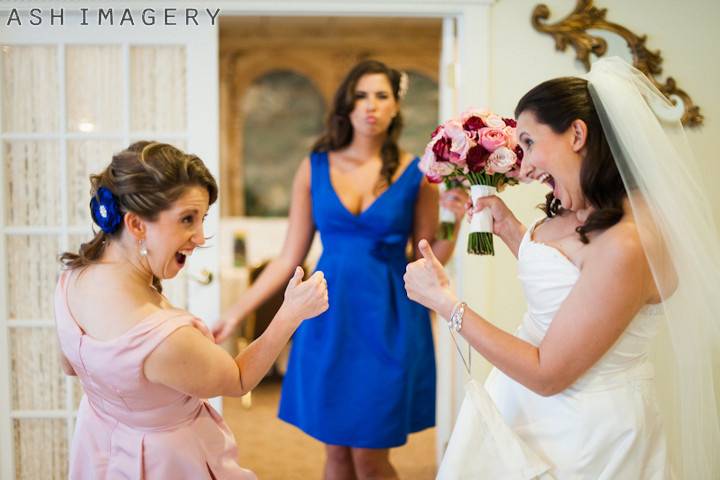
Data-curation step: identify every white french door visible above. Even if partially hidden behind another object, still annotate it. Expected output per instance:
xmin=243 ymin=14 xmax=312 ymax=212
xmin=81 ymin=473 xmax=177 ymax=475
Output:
xmin=0 ymin=14 xmax=219 ymax=479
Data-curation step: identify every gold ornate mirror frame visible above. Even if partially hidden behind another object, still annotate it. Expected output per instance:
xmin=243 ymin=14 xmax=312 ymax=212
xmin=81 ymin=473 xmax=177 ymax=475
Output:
xmin=532 ymin=0 xmax=703 ymax=127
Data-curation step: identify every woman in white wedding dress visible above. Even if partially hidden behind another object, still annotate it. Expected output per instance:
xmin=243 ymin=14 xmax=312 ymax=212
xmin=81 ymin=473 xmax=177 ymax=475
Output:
xmin=405 ymin=58 xmax=720 ymax=479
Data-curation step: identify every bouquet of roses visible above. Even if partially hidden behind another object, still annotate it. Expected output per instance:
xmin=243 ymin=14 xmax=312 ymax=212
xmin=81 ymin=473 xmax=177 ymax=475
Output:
xmin=420 ymin=109 xmax=523 ymax=255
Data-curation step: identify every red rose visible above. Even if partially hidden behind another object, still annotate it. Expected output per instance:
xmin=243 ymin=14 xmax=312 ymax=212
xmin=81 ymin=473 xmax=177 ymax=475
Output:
xmin=466 ymin=145 xmax=489 ymax=172
xmin=430 ymin=125 xmax=443 ymax=139
xmin=463 ymin=116 xmax=486 ymax=132
xmin=432 ymin=136 xmax=452 ymax=162
xmin=514 ymin=145 xmax=524 ymax=162
xmin=503 ymin=118 xmax=517 ymax=128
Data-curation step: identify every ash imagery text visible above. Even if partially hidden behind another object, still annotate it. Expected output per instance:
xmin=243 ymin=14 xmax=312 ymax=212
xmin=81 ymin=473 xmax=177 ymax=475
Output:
xmin=5 ymin=8 xmax=222 ymax=27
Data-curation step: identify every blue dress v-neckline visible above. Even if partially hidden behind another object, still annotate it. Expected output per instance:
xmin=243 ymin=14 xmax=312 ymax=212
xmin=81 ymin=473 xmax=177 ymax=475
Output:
xmin=325 ymin=153 xmax=420 ymax=219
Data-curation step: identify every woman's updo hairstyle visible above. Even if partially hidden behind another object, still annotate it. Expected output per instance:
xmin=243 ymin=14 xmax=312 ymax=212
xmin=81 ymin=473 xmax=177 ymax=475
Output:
xmin=60 ymin=141 xmax=218 ymax=292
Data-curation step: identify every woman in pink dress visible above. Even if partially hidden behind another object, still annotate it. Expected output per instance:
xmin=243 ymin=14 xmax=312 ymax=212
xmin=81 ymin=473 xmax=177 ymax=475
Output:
xmin=55 ymin=141 xmax=329 ymax=479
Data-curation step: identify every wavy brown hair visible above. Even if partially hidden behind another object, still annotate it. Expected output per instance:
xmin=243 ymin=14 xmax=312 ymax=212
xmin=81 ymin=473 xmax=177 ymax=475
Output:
xmin=59 ymin=141 xmax=218 ymax=292
xmin=515 ymin=77 xmax=626 ymax=243
xmin=311 ymin=59 xmax=404 ymax=192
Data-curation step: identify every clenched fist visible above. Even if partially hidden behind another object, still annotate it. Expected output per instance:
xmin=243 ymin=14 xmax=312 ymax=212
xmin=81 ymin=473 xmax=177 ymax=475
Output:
xmin=281 ymin=266 xmax=329 ymax=325
xmin=404 ymin=240 xmax=458 ymax=318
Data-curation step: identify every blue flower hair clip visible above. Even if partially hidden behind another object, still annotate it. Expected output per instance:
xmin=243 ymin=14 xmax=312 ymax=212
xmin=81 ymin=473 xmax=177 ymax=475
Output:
xmin=90 ymin=187 xmax=124 ymax=234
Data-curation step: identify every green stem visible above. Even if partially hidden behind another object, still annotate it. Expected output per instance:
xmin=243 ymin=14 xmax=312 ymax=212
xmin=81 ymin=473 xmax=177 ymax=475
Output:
xmin=438 ymin=221 xmax=456 ymax=241
xmin=467 ymin=232 xmax=495 ymax=255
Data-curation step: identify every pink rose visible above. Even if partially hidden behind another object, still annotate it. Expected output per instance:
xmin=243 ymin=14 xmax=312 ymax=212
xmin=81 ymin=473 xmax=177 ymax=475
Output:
xmin=420 ymin=146 xmax=455 ymax=182
xmin=486 ymin=147 xmax=517 ymax=174
xmin=503 ymin=126 xmax=518 ymax=150
xmin=419 ymin=147 xmax=435 ymax=174
xmin=429 ymin=160 xmax=454 ymax=181
xmin=478 ymin=127 xmax=509 ymax=152
xmin=483 ymin=114 xmax=506 ymax=128
xmin=444 ymin=120 xmax=471 ymax=166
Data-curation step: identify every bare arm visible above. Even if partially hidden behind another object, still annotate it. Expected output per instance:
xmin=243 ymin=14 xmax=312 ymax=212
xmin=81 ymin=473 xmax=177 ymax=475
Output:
xmin=145 ymin=312 xmax=296 ymax=398
xmin=146 ymin=268 xmax=328 ymax=398
xmin=412 ymin=180 xmax=465 ymax=265
xmin=214 ymin=157 xmax=316 ymax=341
xmin=405 ymin=226 xmax=656 ymax=396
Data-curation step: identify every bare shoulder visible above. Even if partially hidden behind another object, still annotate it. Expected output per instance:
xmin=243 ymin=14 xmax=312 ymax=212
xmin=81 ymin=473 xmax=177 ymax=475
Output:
xmin=588 ymin=219 xmax=648 ymax=269
xmin=399 ymin=150 xmax=416 ymax=170
xmin=396 ymin=150 xmax=420 ymax=183
xmin=69 ymin=267 xmax=165 ymax=338
xmin=296 ymin=156 xmax=311 ymax=178
xmin=292 ymin=156 xmax=312 ymax=189
xmin=298 ymin=155 xmax=311 ymax=171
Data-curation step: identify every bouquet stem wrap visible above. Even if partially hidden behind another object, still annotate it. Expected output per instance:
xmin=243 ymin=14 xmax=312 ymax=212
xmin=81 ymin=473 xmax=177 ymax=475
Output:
xmin=468 ymin=184 xmax=496 ymax=255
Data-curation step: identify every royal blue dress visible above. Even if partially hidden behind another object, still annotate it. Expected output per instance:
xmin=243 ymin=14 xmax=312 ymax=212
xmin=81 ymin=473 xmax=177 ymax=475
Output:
xmin=278 ymin=151 xmax=436 ymax=448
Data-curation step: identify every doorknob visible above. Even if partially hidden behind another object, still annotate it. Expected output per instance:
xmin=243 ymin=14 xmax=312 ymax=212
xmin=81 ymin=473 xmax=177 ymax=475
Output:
xmin=189 ymin=268 xmax=214 ymax=285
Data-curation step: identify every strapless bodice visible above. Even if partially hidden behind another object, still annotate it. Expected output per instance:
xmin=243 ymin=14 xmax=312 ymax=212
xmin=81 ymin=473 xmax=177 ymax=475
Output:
xmin=517 ymin=219 xmax=664 ymax=390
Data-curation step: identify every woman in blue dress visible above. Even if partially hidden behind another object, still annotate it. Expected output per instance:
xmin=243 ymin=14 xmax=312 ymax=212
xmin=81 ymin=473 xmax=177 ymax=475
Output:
xmin=214 ymin=59 xmax=466 ymax=479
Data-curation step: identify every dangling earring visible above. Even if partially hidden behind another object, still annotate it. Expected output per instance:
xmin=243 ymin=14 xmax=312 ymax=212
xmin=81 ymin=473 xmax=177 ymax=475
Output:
xmin=139 ymin=239 xmax=148 ymax=257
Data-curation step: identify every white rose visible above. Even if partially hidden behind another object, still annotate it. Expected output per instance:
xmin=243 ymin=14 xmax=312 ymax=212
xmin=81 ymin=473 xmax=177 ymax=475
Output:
xmin=483 ymin=114 xmax=506 ymax=129
xmin=486 ymin=146 xmax=517 ymax=174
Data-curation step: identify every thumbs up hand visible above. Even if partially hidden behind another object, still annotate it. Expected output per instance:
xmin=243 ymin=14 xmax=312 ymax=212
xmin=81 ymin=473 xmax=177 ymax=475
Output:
xmin=282 ymin=267 xmax=329 ymax=325
xmin=404 ymin=240 xmax=458 ymax=318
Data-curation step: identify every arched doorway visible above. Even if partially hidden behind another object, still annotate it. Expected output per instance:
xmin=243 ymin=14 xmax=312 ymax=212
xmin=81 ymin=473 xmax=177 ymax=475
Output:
xmin=242 ymin=70 xmax=325 ymax=217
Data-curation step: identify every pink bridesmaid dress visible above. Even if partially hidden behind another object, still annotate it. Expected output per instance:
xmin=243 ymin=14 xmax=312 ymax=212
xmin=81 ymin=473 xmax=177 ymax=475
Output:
xmin=54 ymin=270 xmax=256 ymax=479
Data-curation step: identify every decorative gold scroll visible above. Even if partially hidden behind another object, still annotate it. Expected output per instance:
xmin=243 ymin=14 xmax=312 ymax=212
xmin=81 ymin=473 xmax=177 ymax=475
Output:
xmin=532 ymin=0 xmax=703 ymax=127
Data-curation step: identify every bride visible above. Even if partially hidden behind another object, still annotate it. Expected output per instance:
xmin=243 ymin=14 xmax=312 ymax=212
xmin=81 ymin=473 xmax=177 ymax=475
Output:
xmin=404 ymin=57 xmax=719 ymax=478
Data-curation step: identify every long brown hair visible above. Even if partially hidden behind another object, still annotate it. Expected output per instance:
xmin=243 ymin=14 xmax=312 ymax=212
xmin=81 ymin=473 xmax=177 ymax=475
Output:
xmin=514 ymin=77 xmax=626 ymax=243
xmin=312 ymin=59 xmax=404 ymax=191
xmin=59 ymin=141 xmax=218 ymax=292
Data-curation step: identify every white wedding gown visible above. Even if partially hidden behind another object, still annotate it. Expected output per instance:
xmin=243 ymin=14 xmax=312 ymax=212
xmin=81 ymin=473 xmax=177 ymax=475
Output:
xmin=439 ymin=220 xmax=672 ymax=479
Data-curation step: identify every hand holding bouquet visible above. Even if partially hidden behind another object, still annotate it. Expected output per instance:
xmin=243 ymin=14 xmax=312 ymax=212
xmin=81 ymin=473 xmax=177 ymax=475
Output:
xmin=420 ymin=109 xmax=524 ymax=255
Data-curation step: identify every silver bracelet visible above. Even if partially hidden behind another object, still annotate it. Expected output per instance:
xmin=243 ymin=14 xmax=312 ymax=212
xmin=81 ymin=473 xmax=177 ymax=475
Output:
xmin=446 ymin=301 xmax=472 ymax=374
xmin=447 ymin=301 xmax=466 ymax=332
xmin=447 ymin=301 xmax=461 ymax=329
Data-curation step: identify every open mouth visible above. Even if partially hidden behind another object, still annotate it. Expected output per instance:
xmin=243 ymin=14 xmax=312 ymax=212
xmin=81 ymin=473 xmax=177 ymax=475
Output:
xmin=175 ymin=252 xmax=187 ymax=266
xmin=538 ymin=172 xmax=555 ymax=189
